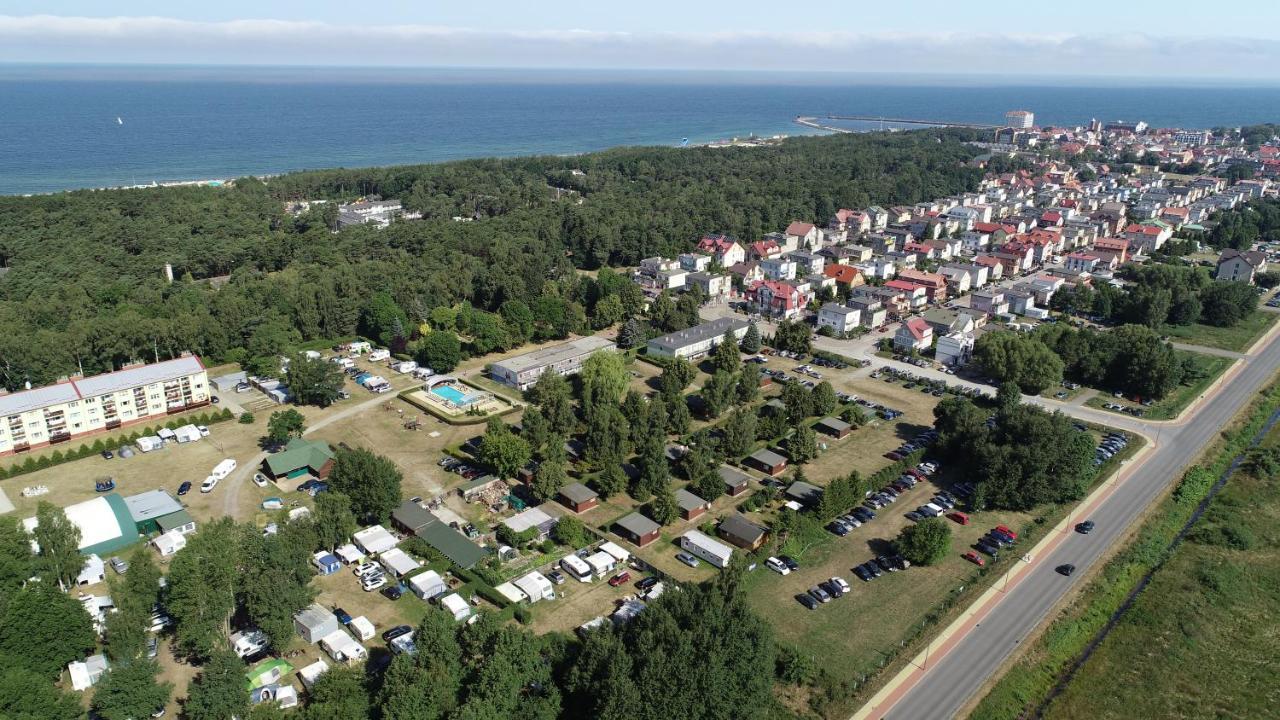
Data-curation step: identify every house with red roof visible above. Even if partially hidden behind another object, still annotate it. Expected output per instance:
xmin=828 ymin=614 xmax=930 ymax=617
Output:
xmin=1092 ymin=237 xmax=1130 ymax=265
xmin=1038 ymin=210 xmax=1063 ymax=228
xmin=1065 ymin=252 xmax=1108 ymax=274
xmin=884 ymin=280 xmax=929 ymax=310
xmin=893 ymin=317 xmax=933 ymax=353
xmin=822 ymin=264 xmax=865 ymax=289
xmin=993 ymin=241 xmax=1035 ymax=275
xmin=897 ymin=269 xmax=948 ymax=303
xmin=696 ymin=234 xmax=746 ymax=267
xmin=784 ymin=221 xmax=822 ymax=251
xmin=1124 ymin=223 xmax=1172 ymax=252
xmin=903 ymin=241 xmax=936 ymax=260
xmin=1158 ymin=206 xmax=1190 ymax=227
xmin=748 ymin=239 xmax=782 ymax=261
xmin=746 ymin=280 xmax=811 ymax=319
xmin=973 ymin=254 xmax=1005 ymax=282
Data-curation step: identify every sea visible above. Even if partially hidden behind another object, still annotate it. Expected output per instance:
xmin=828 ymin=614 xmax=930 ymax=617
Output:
xmin=3 ymin=64 xmax=1280 ymax=196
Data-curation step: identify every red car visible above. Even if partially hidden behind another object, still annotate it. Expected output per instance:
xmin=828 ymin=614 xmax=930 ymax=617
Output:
xmin=995 ymin=525 xmax=1019 ymax=540
xmin=608 ymin=572 xmax=631 ymax=587
xmin=947 ymin=511 xmax=970 ymax=525
xmin=962 ymin=551 xmax=985 ymax=567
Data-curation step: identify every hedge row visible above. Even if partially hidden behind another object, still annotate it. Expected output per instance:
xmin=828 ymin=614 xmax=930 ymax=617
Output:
xmin=0 ymin=407 xmax=235 ymax=480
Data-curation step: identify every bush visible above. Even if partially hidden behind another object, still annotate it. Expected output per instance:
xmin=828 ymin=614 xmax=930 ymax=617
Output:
xmin=239 ymin=412 xmax=255 ymax=424
xmin=513 ymin=606 xmax=533 ymax=625
xmin=894 ymin=517 xmax=952 ymax=566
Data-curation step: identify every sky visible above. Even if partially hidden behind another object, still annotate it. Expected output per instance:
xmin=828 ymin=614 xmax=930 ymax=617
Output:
xmin=4 ymin=2 xmax=1280 ymax=79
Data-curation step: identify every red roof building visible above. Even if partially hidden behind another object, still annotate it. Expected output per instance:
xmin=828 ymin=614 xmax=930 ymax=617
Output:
xmin=823 ymin=264 xmax=865 ymax=287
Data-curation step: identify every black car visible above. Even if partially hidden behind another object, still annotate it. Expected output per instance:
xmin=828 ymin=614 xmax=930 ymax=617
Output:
xmin=975 ymin=541 xmax=1000 ymax=558
xmin=863 ymin=561 xmax=883 ymax=578
xmin=853 ymin=565 xmax=872 ymax=581
xmin=177 ymin=481 xmax=192 ymax=496
xmin=381 ymin=584 xmax=404 ymax=601
xmin=820 ymin=580 xmax=844 ymax=598
xmin=636 ymin=576 xmax=660 ymax=591
xmin=779 ymin=555 xmax=800 ymax=572
xmin=1056 ymin=564 xmax=1077 ymax=577
xmin=827 ymin=521 xmax=851 ymax=537
xmin=904 ymin=511 xmax=923 ymax=522
xmin=101 ymin=449 xmax=114 ymax=460
xmin=796 ymin=593 xmax=819 ymax=610
xmin=875 ymin=556 xmax=898 ymax=573
xmin=1075 ymin=520 xmax=1096 ymax=534
xmin=382 ymin=625 xmax=413 ymax=642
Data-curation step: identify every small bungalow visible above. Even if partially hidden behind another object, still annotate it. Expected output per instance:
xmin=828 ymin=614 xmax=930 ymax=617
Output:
xmin=501 ymin=506 xmax=559 ymax=540
xmin=584 ymin=550 xmax=617 ymax=578
xmin=718 ymin=465 xmax=753 ymax=496
xmin=784 ymin=481 xmax=824 ymax=505
xmin=351 ymin=525 xmax=398 ymax=555
xmin=152 ymin=529 xmax=187 ymax=557
xmin=261 ymin=438 xmax=335 ymax=489
xmin=378 ymin=548 xmax=421 ymax=578
xmin=312 ymin=551 xmax=341 ymax=576
xmin=390 ymin=501 xmax=435 ymax=536
xmin=599 ymin=541 xmax=631 ymax=564
xmin=746 ymin=448 xmax=788 ymax=476
xmin=512 ymin=571 xmax=556 ymax=603
xmin=557 ymin=482 xmax=600 ymax=513
xmin=814 ymin=417 xmax=853 ymax=439
xmin=614 ymin=513 xmax=661 ymax=547
xmin=459 ymin=474 xmax=504 ymax=502
xmin=717 ymin=514 xmax=769 ymax=551
xmin=676 ymin=488 xmax=712 ymax=521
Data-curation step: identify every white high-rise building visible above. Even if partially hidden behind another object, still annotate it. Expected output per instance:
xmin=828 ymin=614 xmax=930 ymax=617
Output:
xmin=1005 ymin=110 xmax=1035 ymax=129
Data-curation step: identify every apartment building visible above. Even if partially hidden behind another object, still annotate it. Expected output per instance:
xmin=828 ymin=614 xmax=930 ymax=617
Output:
xmin=488 ymin=336 xmax=617 ymax=391
xmin=0 ymin=355 xmax=210 ymax=457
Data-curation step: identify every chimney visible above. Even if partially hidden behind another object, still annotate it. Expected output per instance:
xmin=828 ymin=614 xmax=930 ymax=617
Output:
xmin=163 ymin=263 xmax=174 ymax=283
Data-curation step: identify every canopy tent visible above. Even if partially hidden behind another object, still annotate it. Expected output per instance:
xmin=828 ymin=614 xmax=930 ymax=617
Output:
xmin=494 ymin=582 xmax=526 ymax=604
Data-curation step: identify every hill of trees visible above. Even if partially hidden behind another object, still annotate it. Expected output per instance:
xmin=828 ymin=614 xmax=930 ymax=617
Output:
xmin=0 ymin=129 xmax=984 ymax=390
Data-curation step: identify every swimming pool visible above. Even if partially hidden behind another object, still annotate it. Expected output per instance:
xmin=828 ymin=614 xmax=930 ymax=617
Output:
xmin=430 ymin=384 xmax=479 ymax=406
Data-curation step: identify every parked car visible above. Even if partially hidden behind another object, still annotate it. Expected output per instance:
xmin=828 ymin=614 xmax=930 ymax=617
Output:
xmin=177 ymin=481 xmax=192 ymax=496
xmin=95 ymin=478 xmax=116 ymax=493
xmin=609 ymin=572 xmax=632 ymax=587
xmin=636 ymin=576 xmax=659 ymax=591
xmin=101 ymin=449 xmax=114 ymax=460
xmin=362 ymin=574 xmax=387 ymax=592
xmin=675 ymin=552 xmax=700 ymax=569
xmin=252 ymin=472 xmax=269 ymax=487
xmin=548 ymin=570 xmax=566 ymax=585
xmin=1075 ymin=520 xmax=1096 ymax=534
xmin=808 ymin=585 xmax=832 ymax=603
xmin=827 ymin=521 xmax=851 ymax=537
xmin=796 ymin=593 xmax=819 ymax=610
xmin=382 ymin=625 xmax=413 ymax=643
xmin=109 ymin=556 xmax=129 ymax=575
xmin=333 ymin=608 xmax=352 ymax=625
xmin=994 ymin=525 xmax=1019 ymax=540
xmin=947 ymin=511 xmax=970 ymax=525
xmin=145 ymin=636 xmax=159 ymax=659
xmin=197 ymin=425 xmax=210 ymax=437
xmin=199 ymin=476 xmax=218 ymax=493
xmin=354 ymin=561 xmax=381 ymax=577
xmin=766 ymin=556 xmax=790 ymax=575
xmin=962 ymin=551 xmax=985 ymax=567
xmin=381 ymin=584 xmax=404 ymax=601
xmin=853 ymin=565 xmax=873 ymax=582
xmin=779 ymin=555 xmax=800 ymax=572
xmin=904 ymin=511 xmax=923 ymax=522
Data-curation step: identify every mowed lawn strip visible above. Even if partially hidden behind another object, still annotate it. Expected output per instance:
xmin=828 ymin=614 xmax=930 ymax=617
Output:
xmin=1159 ymin=309 xmax=1277 ymax=353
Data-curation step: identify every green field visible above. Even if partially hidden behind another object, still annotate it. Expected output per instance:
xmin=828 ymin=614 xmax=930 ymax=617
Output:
xmin=1160 ymin=309 xmax=1277 ymax=352
xmin=1041 ymin=414 xmax=1280 ymax=718
xmin=1086 ymin=352 xmax=1233 ymax=421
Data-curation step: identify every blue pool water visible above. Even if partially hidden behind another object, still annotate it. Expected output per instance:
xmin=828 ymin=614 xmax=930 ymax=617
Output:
xmin=431 ymin=384 xmax=478 ymax=406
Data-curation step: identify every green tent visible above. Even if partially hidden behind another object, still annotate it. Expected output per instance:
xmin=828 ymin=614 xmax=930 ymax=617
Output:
xmin=245 ymin=658 xmax=295 ymax=690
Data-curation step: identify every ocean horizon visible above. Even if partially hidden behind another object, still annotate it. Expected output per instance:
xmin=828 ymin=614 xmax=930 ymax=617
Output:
xmin=4 ymin=64 xmax=1280 ymax=196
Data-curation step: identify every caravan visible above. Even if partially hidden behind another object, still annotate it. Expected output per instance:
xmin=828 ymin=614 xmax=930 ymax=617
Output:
xmin=211 ymin=458 xmax=237 ymax=480
xmin=678 ymin=530 xmax=734 ymax=569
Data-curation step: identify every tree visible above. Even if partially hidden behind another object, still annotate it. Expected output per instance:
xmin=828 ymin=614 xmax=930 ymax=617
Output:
xmin=184 ymin=650 xmax=249 ymax=720
xmin=90 ymin=660 xmax=172 ymax=720
xmin=584 ymin=405 xmax=628 ymax=468
xmin=786 ymin=425 xmax=818 ymax=464
xmin=711 ymin=331 xmax=742 ymax=374
xmin=312 ymin=491 xmax=358 ymax=551
xmin=378 ymin=610 xmax=462 ymax=720
xmin=0 ymin=516 xmax=36 ymax=592
xmin=895 ymin=517 xmax=952 ymax=566
xmin=648 ymin=484 xmax=679 ymax=526
xmin=241 ymin=526 xmax=317 ymax=651
xmin=781 ymin=380 xmax=813 ymax=423
xmin=478 ymin=419 xmax=532 ymax=480
xmin=415 ymin=330 xmax=462 ymax=372
xmin=361 ymin=291 xmax=409 ymax=346
xmin=739 ymin=322 xmax=762 ymax=353
xmin=658 ymin=357 xmax=697 ymax=397
xmin=550 ymin=515 xmax=591 ymax=548
xmin=594 ymin=462 xmax=628 ymax=500
xmin=265 ymin=408 xmax=306 ymax=445
xmin=526 ymin=370 xmax=576 ymax=435
xmin=531 ymin=455 xmax=568 ymax=503
xmin=616 ymin=317 xmax=644 ymax=350
xmin=304 ymin=665 xmax=371 ymax=720
xmin=1200 ymin=280 xmax=1258 ymax=327
xmin=520 ymin=406 xmax=553 ymax=460
xmin=973 ymin=331 xmax=1064 ymax=394
xmin=772 ymin=319 xmax=812 ymax=353
xmin=329 ymin=447 xmax=403 ymax=522
xmin=31 ymin=501 xmax=81 ymax=589
xmin=811 ymin=381 xmax=837 ymax=416
xmin=167 ymin=518 xmax=240 ymax=660
xmin=632 ymin=434 xmax=669 ymax=502
xmin=0 ymin=666 xmax=82 ymax=720
xmin=284 ymin=354 xmax=345 ymax=407
xmin=580 ymin=351 xmax=630 ymax=410
xmin=0 ymin=582 xmax=95 ymax=677
xmin=722 ymin=408 xmax=757 ymax=458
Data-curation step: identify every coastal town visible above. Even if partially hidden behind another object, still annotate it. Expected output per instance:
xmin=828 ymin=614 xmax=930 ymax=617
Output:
xmin=5 ymin=110 xmax=1280 ymax=720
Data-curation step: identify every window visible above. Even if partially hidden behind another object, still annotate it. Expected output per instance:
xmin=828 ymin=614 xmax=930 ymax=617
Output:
xmin=68 ymin=401 xmax=78 ymax=408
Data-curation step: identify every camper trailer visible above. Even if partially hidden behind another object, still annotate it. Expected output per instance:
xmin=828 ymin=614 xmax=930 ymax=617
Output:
xmin=678 ymin=530 xmax=734 ymax=569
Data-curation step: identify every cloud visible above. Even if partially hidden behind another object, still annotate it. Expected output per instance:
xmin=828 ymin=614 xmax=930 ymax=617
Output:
xmin=2 ymin=14 xmax=1280 ymax=79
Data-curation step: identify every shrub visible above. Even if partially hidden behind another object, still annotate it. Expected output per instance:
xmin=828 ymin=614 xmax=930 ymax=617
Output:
xmin=48 ymin=451 xmax=64 ymax=464
xmin=239 ymin=412 xmax=255 ymax=424
xmin=513 ymin=607 xmax=532 ymax=625
xmin=35 ymin=455 xmax=52 ymax=469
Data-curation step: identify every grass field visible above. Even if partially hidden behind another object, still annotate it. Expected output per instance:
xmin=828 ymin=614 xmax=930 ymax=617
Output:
xmin=1040 ymin=412 xmax=1280 ymax=718
xmin=1160 ymin=309 xmax=1277 ymax=352
xmin=1086 ymin=352 xmax=1233 ymax=421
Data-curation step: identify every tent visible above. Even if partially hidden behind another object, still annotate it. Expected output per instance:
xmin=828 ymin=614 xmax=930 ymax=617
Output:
xmin=136 ymin=436 xmax=164 ymax=453
xmin=585 ymin=550 xmax=616 ymax=578
xmin=334 ymin=544 xmax=365 ymax=565
xmin=408 ymin=570 xmax=446 ymax=600
xmin=494 ymin=582 xmax=526 ymax=604
xmin=512 ymin=571 xmax=555 ymax=603
xmin=156 ymin=428 xmax=177 ymax=442
xmin=312 ymin=551 xmax=341 ymax=576
xmin=349 ymin=616 xmax=375 ymax=641
xmin=25 ymin=494 xmax=139 ymax=557
xmin=439 ymin=593 xmax=472 ymax=622
xmin=352 ymin=525 xmax=398 ymax=555
xmin=67 ymin=654 xmax=109 ymax=691
xmin=152 ymin=530 xmax=186 ymax=557
xmin=599 ymin=541 xmax=631 ymax=564
xmin=245 ymin=658 xmax=295 ymax=690
xmin=378 ymin=548 xmax=420 ymax=577
xmin=298 ymin=659 xmax=329 ymax=690
xmin=320 ymin=629 xmax=367 ymax=664
xmin=174 ymin=424 xmax=202 ymax=443
xmin=76 ymin=554 xmax=105 ymax=586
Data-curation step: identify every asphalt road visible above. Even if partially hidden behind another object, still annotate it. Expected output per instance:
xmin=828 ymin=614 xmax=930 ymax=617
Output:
xmin=870 ymin=322 xmax=1280 ymax=720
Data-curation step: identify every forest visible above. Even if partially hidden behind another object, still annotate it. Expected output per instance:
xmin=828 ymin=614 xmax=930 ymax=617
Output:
xmin=0 ymin=129 xmax=985 ymax=390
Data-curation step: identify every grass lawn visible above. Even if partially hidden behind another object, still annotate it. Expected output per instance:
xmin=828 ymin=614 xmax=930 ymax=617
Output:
xmin=1159 ymin=309 xmax=1277 ymax=352
xmin=1086 ymin=352 xmax=1233 ymax=421
xmin=1040 ymin=418 xmax=1280 ymax=719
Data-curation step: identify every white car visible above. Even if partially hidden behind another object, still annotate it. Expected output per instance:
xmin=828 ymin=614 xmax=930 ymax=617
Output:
xmin=766 ymin=556 xmax=790 ymax=575
xmin=354 ymin=561 xmax=382 ymax=578
xmin=200 ymin=476 xmax=219 ymax=493
xmin=252 ymin=472 xmax=269 ymax=488
xmin=361 ymin=574 xmax=387 ymax=592
xmin=829 ymin=576 xmax=852 ymax=594
xmin=197 ymin=425 xmax=210 ymax=437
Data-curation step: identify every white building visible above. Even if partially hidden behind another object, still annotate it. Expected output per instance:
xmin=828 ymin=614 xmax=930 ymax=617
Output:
xmin=488 ymin=336 xmax=617 ymax=391
xmin=646 ymin=318 xmax=748 ymax=360
xmin=817 ymin=304 xmax=861 ymax=334
xmin=935 ymin=332 xmax=975 ymax=367
xmin=678 ymin=530 xmax=734 ymax=569
xmin=1005 ymin=110 xmax=1035 ymax=129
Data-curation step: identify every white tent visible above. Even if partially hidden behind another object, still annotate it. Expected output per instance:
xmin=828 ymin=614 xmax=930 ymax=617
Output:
xmin=152 ymin=529 xmax=187 ymax=556
xmin=77 ymin=554 xmax=105 ymax=586
xmin=408 ymin=570 xmax=446 ymax=600
xmin=599 ymin=541 xmax=631 ymax=564
xmin=494 ymin=582 xmax=526 ymax=604
xmin=320 ymin=629 xmax=367 ymax=664
xmin=67 ymin=654 xmax=109 ymax=691
xmin=275 ymin=685 xmax=299 ymax=709
xmin=439 ymin=593 xmax=472 ymax=622
xmin=298 ymin=659 xmax=329 ymax=690
xmin=334 ymin=543 xmax=365 ymax=565
xmin=585 ymin=550 xmax=616 ymax=579
xmin=352 ymin=525 xmax=398 ymax=555
xmin=379 ymin=548 xmax=420 ymax=577
xmin=559 ymin=553 xmax=592 ymax=582
xmin=174 ymin=424 xmax=202 ymax=443
xmin=513 ymin=571 xmax=555 ymax=603
xmin=156 ymin=428 xmax=177 ymax=442
xmin=349 ymin=616 xmax=376 ymax=641
xmin=135 ymin=436 xmax=164 ymax=453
